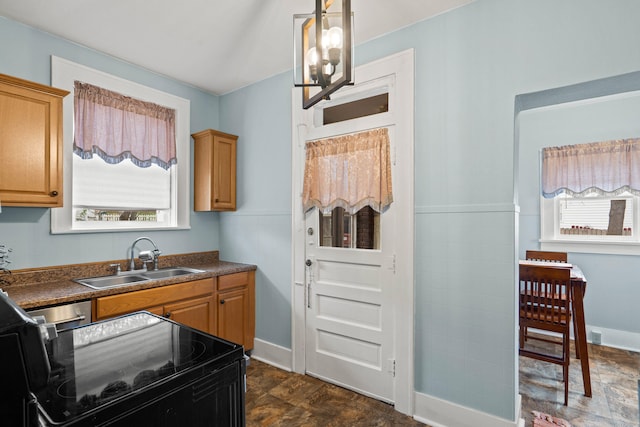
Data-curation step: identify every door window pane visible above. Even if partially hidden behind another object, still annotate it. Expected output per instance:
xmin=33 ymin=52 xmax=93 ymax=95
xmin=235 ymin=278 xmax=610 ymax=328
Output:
xmin=319 ymin=206 xmax=379 ymax=249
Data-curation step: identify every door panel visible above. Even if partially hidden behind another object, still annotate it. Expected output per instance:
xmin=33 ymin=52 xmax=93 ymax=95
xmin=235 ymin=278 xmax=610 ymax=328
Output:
xmin=305 ymin=211 xmax=395 ymax=402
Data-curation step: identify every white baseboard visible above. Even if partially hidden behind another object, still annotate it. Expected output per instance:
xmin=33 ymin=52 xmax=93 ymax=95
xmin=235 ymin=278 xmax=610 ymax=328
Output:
xmin=249 ymin=338 xmax=292 ymax=372
xmin=529 ymin=324 xmax=639 ymax=353
xmin=413 ymin=391 xmax=521 ymax=427
xmin=585 ymin=324 xmax=640 ymax=352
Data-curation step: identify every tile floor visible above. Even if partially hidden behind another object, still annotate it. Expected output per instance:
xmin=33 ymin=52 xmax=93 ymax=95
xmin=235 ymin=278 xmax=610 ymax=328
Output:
xmin=245 ymin=359 xmax=424 ymax=426
xmin=520 ymin=337 xmax=639 ymax=426
xmin=245 ymin=340 xmax=639 ymax=427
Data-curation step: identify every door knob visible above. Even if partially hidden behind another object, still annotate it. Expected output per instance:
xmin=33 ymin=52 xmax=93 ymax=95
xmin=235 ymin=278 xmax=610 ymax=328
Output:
xmin=305 ymin=259 xmax=312 ymax=266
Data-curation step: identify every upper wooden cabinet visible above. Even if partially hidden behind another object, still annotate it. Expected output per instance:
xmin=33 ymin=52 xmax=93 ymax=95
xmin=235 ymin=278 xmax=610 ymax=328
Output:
xmin=0 ymin=73 xmax=69 ymax=207
xmin=192 ymin=129 xmax=237 ymax=211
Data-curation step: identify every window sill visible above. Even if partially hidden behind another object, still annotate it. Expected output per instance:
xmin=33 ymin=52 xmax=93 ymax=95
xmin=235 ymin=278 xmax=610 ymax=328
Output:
xmin=540 ymin=238 xmax=640 ymax=256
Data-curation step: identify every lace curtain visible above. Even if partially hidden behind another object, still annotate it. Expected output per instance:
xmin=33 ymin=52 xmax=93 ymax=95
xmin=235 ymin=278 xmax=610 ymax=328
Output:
xmin=542 ymin=138 xmax=640 ymax=198
xmin=73 ymin=81 xmax=177 ymax=169
xmin=302 ymin=128 xmax=393 ymax=214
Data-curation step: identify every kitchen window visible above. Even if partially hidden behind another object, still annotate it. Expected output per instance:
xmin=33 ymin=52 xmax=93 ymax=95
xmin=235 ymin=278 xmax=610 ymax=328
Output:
xmin=51 ymin=57 xmax=190 ymax=234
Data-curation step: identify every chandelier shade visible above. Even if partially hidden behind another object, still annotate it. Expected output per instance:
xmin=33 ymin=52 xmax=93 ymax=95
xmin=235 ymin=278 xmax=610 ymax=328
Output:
xmin=294 ymin=0 xmax=354 ymax=109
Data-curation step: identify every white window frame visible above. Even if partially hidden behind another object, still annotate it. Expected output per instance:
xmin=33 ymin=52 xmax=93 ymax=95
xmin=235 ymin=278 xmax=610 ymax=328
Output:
xmin=50 ymin=56 xmax=190 ymax=234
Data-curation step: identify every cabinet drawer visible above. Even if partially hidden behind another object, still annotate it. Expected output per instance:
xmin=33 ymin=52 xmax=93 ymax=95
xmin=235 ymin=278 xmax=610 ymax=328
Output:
xmin=217 ymin=271 xmax=249 ymax=291
xmin=95 ymin=278 xmax=214 ymax=319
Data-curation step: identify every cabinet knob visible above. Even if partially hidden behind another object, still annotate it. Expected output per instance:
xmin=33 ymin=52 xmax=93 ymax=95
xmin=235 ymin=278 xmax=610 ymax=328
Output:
xmin=50 ymin=190 xmax=59 ymax=196
xmin=220 ymin=300 xmax=225 ymax=305
xmin=214 ymin=198 xmax=219 ymax=202
xmin=164 ymin=312 xmax=171 ymax=318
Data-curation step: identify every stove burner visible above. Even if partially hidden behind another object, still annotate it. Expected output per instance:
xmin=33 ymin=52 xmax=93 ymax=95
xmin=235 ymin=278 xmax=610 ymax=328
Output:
xmin=100 ymin=380 xmax=131 ymax=400
xmin=133 ymin=370 xmax=157 ymax=390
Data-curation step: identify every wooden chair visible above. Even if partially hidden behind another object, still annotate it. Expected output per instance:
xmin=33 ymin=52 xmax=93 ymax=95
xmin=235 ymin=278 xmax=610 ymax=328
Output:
xmin=519 ymin=264 xmax=572 ymax=405
xmin=525 ymin=250 xmax=568 ymax=263
xmin=524 ymin=250 xmax=580 ymax=357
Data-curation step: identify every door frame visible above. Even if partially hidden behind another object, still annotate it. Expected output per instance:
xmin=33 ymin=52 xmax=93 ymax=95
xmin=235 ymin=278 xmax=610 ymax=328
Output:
xmin=291 ymin=49 xmax=415 ymax=415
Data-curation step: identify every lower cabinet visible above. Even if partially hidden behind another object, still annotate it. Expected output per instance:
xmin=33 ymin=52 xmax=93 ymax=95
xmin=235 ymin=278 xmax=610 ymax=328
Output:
xmin=217 ymin=271 xmax=255 ymax=351
xmin=93 ymin=271 xmax=255 ymax=350
xmin=94 ymin=278 xmax=216 ymax=334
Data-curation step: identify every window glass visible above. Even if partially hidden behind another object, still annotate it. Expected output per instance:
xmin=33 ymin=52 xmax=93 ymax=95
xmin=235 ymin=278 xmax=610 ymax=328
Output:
xmin=72 ymin=155 xmax=174 ymax=229
xmin=319 ymin=206 xmax=379 ymax=249
xmin=323 ymin=93 xmax=388 ymax=125
xmin=558 ymin=194 xmax=633 ymax=237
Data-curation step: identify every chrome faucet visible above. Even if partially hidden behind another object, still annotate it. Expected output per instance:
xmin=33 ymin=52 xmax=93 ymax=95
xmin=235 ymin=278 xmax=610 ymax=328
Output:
xmin=129 ymin=237 xmax=161 ymax=271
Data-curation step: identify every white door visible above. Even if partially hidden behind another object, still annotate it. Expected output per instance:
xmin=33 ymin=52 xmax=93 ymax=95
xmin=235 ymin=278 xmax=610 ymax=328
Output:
xmin=304 ymin=179 xmax=397 ymax=402
xmin=292 ymin=49 xmax=414 ymax=414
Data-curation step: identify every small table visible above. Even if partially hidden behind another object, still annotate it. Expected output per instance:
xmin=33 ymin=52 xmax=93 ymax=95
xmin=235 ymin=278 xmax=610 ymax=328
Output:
xmin=519 ymin=260 xmax=592 ymax=397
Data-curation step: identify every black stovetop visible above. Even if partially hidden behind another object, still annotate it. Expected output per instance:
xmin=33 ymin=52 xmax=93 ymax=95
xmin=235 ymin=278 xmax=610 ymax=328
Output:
xmin=36 ymin=312 xmax=242 ymax=425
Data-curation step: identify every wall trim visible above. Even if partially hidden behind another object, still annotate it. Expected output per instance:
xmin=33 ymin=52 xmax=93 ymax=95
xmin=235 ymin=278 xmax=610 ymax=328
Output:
xmin=250 ymin=338 xmax=293 ymax=372
xmin=414 ymin=391 xmax=522 ymax=427
xmin=219 ymin=210 xmax=290 ymax=217
xmin=416 ymin=203 xmax=518 ymax=214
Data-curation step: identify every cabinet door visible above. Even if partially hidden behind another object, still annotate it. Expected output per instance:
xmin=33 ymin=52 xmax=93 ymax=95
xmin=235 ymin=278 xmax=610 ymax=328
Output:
xmin=217 ymin=287 xmax=249 ymax=348
xmin=212 ymin=135 xmax=236 ymax=210
xmin=192 ymin=129 xmax=237 ymax=211
xmin=0 ymin=74 xmax=68 ymax=207
xmin=164 ymin=295 xmax=216 ymax=334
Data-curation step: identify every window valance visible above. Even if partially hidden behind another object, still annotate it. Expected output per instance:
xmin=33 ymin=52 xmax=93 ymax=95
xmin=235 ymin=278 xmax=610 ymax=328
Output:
xmin=302 ymin=128 xmax=393 ymax=214
xmin=542 ymin=138 xmax=640 ymax=198
xmin=73 ymin=81 xmax=177 ymax=169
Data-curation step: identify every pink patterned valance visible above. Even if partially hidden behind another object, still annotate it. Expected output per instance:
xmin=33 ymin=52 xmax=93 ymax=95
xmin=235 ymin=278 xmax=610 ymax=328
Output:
xmin=73 ymin=81 xmax=177 ymax=169
xmin=542 ymin=138 xmax=640 ymax=198
xmin=302 ymin=128 xmax=393 ymax=214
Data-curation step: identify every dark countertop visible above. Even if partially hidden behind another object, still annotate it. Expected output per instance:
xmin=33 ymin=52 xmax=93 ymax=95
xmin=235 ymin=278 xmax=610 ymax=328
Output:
xmin=1 ymin=251 xmax=256 ymax=310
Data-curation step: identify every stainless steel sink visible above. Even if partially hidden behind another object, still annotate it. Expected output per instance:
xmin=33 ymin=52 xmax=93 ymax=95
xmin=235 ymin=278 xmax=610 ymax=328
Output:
xmin=140 ymin=267 xmax=205 ymax=280
xmin=74 ymin=267 xmax=205 ymax=290
xmin=75 ymin=274 xmax=150 ymax=290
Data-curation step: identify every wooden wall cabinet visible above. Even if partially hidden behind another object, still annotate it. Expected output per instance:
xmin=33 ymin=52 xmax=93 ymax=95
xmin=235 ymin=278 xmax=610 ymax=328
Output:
xmin=192 ymin=129 xmax=237 ymax=211
xmin=0 ymin=73 xmax=69 ymax=207
xmin=93 ymin=271 xmax=255 ymax=350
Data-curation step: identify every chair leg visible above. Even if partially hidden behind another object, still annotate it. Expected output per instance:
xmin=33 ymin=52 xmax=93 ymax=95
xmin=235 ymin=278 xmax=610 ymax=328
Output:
xmin=573 ymin=318 xmax=580 ymax=359
xmin=563 ymin=332 xmax=570 ymax=406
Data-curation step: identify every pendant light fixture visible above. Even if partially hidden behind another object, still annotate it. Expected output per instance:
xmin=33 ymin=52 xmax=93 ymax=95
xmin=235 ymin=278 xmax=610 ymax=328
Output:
xmin=294 ymin=0 xmax=354 ymax=109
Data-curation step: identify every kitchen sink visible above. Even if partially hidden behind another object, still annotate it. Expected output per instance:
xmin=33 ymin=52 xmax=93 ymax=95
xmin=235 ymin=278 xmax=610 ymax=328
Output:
xmin=74 ymin=274 xmax=150 ymax=290
xmin=139 ymin=267 xmax=205 ymax=280
xmin=74 ymin=267 xmax=206 ymax=290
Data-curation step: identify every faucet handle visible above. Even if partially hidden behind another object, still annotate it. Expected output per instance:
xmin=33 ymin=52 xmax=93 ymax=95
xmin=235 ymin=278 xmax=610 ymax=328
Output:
xmin=109 ymin=263 xmax=122 ymax=275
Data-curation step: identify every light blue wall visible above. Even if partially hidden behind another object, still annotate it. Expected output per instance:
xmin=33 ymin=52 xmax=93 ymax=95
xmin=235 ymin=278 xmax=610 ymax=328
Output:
xmin=219 ymin=0 xmax=640 ymax=422
xmin=0 ymin=17 xmax=223 ymax=269
xmin=219 ymin=73 xmax=293 ymax=348
xmin=4 ymin=0 xmax=640 ymax=422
